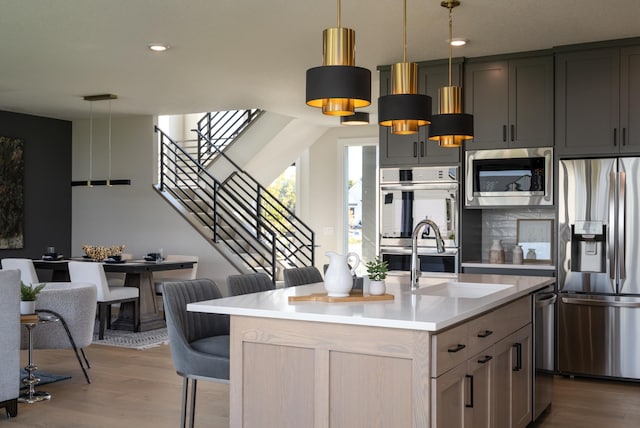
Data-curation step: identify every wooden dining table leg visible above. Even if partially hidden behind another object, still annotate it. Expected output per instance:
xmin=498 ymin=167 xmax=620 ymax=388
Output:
xmin=110 ymin=272 xmax=166 ymax=332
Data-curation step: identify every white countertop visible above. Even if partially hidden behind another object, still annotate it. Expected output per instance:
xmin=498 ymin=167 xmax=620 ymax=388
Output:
xmin=187 ymin=274 xmax=554 ymax=332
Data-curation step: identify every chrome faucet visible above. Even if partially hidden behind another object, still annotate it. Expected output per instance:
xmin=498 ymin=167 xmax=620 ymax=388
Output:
xmin=411 ymin=219 xmax=446 ymax=290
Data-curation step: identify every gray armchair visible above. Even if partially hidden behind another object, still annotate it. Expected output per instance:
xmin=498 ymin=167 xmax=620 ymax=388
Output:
xmin=227 ymin=272 xmax=275 ymax=296
xmin=162 ymin=279 xmax=230 ymax=428
xmin=0 ymin=269 xmax=20 ymax=418
xmin=21 ymin=282 xmax=97 ymax=383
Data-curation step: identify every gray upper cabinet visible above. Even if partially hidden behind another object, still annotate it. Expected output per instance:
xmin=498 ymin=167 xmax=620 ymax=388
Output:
xmin=378 ymin=60 xmax=462 ymax=167
xmin=464 ymin=54 xmax=554 ymax=151
xmin=555 ymin=45 xmax=640 ymax=156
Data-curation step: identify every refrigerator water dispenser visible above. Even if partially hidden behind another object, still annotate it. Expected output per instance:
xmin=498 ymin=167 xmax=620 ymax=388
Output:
xmin=570 ymin=222 xmax=606 ymax=273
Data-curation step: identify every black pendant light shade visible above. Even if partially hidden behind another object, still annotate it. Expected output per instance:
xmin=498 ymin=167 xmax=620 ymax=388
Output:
xmin=340 ymin=111 xmax=370 ymax=125
xmin=306 ymin=65 xmax=371 ymax=116
xmin=428 ymin=113 xmax=474 ymax=146
xmin=378 ymin=94 xmax=432 ymax=126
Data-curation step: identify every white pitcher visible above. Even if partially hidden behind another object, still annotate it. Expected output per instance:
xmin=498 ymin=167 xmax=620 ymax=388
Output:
xmin=324 ymin=251 xmax=360 ymax=297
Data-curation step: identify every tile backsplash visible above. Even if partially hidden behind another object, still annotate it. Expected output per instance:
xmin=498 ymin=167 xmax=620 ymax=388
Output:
xmin=481 ymin=208 xmax=555 ymax=263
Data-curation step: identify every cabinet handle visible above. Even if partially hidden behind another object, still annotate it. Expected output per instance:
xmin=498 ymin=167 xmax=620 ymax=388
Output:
xmin=447 ymin=343 xmax=466 ymax=353
xmin=623 ymin=128 xmax=627 ymax=146
xmin=502 ymin=125 xmax=507 ymax=142
xmin=465 ymin=374 xmax=474 ymax=408
xmin=477 ymin=355 xmax=493 ymax=364
xmin=477 ymin=330 xmax=493 ymax=338
xmin=413 ymin=141 xmax=417 ymax=158
xmin=614 ymin=128 xmax=618 ymax=146
xmin=420 ymin=141 xmax=425 ymax=157
xmin=512 ymin=343 xmax=522 ymax=372
xmin=510 ymin=124 xmax=515 ymax=142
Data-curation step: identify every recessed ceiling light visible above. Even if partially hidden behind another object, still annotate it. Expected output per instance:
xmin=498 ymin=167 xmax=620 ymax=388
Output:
xmin=148 ymin=43 xmax=170 ymax=52
xmin=449 ymin=38 xmax=468 ymax=47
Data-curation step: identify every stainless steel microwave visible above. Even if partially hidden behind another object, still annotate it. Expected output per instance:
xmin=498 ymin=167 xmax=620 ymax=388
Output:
xmin=465 ymin=147 xmax=553 ymax=207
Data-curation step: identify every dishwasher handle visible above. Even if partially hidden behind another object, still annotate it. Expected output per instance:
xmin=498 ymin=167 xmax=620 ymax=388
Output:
xmin=535 ymin=293 xmax=557 ymax=308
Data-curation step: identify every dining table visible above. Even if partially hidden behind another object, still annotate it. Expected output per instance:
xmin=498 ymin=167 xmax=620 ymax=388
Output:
xmin=33 ymin=258 xmax=196 ymax=332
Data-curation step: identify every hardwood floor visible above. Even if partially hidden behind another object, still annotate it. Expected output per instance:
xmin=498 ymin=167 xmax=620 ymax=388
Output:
xmin=4 ymin=344 xmax=640 ymax=427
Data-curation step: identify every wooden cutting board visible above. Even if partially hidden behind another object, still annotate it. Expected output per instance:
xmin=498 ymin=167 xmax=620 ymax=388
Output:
xmin=288 ymin=289 xmax=394 ymax=303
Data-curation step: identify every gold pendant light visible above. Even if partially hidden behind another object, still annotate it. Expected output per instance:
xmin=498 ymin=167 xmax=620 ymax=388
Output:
xmin=428 ymin=0 xmax=473 ymax=147
xmin=378 ymin=0 xmax=432 ymax=135
xmin=306 ymin=0 xmax=371 ymax=116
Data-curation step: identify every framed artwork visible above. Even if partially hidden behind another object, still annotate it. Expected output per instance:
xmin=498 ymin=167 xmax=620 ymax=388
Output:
xmin=517 ymin=219 xmax=554 ymax=262
xmin=0 ymin=136 xmax=24 ymax=249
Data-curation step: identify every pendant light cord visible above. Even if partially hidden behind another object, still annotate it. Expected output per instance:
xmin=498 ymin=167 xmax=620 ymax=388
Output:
xmin=448 ymin=5 xmax=453 ymax=86
xmin=107 ymin=99 xmax=112 ymax=186
xmin=88 ymin=101 xmax=93 ymax=186
xmin=403 ymin=0 xmax=407 ymax=63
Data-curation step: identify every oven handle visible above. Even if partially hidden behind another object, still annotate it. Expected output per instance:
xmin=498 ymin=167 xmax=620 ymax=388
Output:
xmin=380 ymin=183 xmax=458 ymax=192
xmin=379 ymin=247 xmax=458 ymax=256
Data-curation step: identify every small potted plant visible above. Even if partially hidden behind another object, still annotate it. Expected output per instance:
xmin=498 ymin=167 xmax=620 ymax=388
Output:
xmin=365 ymin=257 xmax=389 ymax=296
xmin=20 ymin=281 xmax=46 ymax=315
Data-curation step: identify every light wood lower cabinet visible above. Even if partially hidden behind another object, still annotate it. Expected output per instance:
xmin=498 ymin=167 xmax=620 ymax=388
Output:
xmin=431 ymin=297 xmax=533 ymax=428
xmin=493 ymin=325 xmax=533 ymax=428
xmin=228 ymin=296 xmax=533 ymax=428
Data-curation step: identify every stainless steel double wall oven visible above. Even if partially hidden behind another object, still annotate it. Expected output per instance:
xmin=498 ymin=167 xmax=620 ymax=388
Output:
xmin=379 ymin=166 xmax=459 ymax=274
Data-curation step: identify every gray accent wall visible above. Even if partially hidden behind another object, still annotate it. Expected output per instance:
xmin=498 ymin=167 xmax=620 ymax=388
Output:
xmin=0 ymin=110 xmax=72 ymax=263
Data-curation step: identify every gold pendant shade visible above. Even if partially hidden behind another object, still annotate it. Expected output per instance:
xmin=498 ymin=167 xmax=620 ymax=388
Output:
xmin=428 ymin=85 xmax=473 ymax=147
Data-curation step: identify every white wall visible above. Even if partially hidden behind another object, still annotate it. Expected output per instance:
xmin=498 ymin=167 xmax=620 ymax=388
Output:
xmin=301 ymin=124 xmax=378 ymax=269
xmin=71 ymin=114 xmax=378 ymax=291
xmin=71 ymin=115 xmax=238 ymax=294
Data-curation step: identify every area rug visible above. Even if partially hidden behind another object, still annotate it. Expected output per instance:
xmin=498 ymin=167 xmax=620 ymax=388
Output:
xmin=92 ymin=327 xmax=169 ymax=350
xmin=19 ymin=369 xmax=71 ymax=389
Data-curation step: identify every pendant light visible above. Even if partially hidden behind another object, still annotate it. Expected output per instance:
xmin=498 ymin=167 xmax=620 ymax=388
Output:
xmin=71 ymin=94 xmax=131 ymax=187
xmin=428 ymin=0 xmax=473 ymax=147
xmin=378 ymin=0 xmax=431 ymax=135
xmin=340 ymin=111 xmax=370 ymax=125
xmin=306 ymin=0 xmax=371 ymax=116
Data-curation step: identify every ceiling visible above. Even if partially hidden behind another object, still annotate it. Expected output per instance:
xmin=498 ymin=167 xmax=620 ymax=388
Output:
xmin=1 ymin=0 xmax=639 ymax=127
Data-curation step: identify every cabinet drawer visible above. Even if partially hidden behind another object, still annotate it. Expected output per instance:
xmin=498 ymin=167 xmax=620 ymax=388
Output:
xmin=466 ymin=296 xmax=531 ymax=356
xmin=431 ymin=321 xmax=469 ymax=377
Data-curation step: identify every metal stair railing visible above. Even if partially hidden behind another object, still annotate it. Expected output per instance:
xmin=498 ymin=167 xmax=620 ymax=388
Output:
xmin=196 ymin=109 xmax=262 ymax=166
xmin=156 ymin=126 xmax=279 ymax=281
xmin=193 ymin=128 xmax=315 ymax=269
xmin=156 ymin=125 xmax=315 ymax=281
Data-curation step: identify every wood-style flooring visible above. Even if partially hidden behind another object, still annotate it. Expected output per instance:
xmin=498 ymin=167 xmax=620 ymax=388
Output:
xmin=4 ymin=344 xmax=640 ymax=427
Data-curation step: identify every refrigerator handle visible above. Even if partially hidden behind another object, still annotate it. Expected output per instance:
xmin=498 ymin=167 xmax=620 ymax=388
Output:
xmin=619 ymin=171 xmax=626 ymax=282
xmin=608 ymin=172 xmax=616 ymax=280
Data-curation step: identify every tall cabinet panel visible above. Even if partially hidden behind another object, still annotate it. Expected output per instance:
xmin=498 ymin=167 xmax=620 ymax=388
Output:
xmin=464 ymin=54 xmax=553 ymax=150
xmin=378 ymin=60 xmax=462 ymax=167
xmin=555 ymin=48 xmax=620 ymax=155
xmin=620 ymin=45 xmax=640 ymax=153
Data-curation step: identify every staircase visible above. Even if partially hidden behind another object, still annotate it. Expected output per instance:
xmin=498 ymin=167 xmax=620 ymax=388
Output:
xmin=154 ymin=114 xmax=315 ymax=283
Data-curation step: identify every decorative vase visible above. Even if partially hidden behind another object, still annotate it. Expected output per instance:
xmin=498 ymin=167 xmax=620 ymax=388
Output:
xmin=20 ymin=300 xmax=36 ymax=315
xmin=488 ymin=239 xmax=505 ymax=264
xmin=512 ymin=245 xmax=524 ymax=265
xmin=368 ymin=280 xmax=386 ymax=296
xmin=324 ymin=251 xmax=360 ymax=297
xmin=526 ymin=248 xmax=537 ymax=260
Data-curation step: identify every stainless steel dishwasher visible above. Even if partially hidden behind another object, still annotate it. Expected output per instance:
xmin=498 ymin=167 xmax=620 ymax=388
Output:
xmin=533 ymin=286 xmax=556 ymax=420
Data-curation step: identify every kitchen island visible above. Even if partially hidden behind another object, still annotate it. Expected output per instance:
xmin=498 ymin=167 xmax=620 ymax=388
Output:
xmin=188 ymin=273 xmax=554 ymax=428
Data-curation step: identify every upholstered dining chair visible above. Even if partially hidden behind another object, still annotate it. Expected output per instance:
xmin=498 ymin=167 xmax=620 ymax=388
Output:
xmin=162 ymin=279 xmax=229 ymax=428
xmin=1 ymin=258 xmax=40 ymax=285
xmin=0 ymin=269 xmax=20 ymax=418
xmin=283 ymin=266 xmax=324 ymax=287
xmin=67 ymin=261 xmax=139 ymax=340
xmin=21 ymin=282 xmax=97 ymax=383
xmin=227 ymin=272 xmax=275 ymax=296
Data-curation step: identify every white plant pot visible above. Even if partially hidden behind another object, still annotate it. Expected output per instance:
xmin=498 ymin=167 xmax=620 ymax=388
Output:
xmin=20 ymin=300 xmax=36 ymax=315
xmin=368 ymin=280 xmax=386 ymax=296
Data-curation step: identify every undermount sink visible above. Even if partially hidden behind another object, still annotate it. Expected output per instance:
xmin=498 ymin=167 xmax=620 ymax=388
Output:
xmin=414 ymin=281 xmax=514 ymax=298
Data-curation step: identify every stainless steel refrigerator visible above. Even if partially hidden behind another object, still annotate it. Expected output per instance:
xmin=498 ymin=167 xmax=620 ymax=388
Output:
xmin=558 ymin=157 xmax=640 ymax=380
